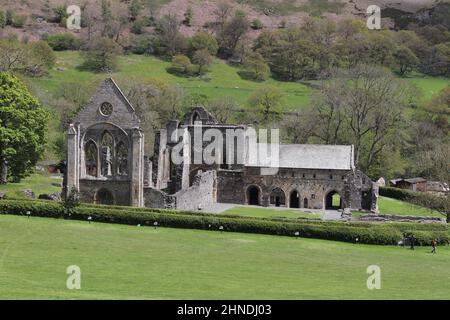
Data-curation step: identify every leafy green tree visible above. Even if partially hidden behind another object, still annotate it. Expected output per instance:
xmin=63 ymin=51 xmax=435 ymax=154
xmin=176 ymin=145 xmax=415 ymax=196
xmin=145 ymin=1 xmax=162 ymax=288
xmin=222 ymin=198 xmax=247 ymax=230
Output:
xmin=156 ymin=14 xmax=186 ymax=57
xmin=170 ymin=54 xmax=193 ymax=74
xmin=0 ymin=11 xmax=6 ymax=28
xmin=80 ymin=37 xmax=123 ymax=72
xmin=190 ymin=31 xmax=218 ymax=56
xmin=129 ymin=0 xmax=143 ymax=21
xmin=218 ymin=12 xmax=250 ymax=57
xmin=5 ymin=10 xmax=14 ymax=26
xmin=394 ymin=45 xmax=419 ymax=76
xmin=0 ymin=73 xmax=49 ymax=183
xmin=192 ymin=49 xmax=213 ymax=74
xmin=183 ymin=6 xmax=193 ymax=26
xmin=248 ymin=86 xmax=285 ymax=125
xmin=242 ymin=52 xmax=270 ymax=81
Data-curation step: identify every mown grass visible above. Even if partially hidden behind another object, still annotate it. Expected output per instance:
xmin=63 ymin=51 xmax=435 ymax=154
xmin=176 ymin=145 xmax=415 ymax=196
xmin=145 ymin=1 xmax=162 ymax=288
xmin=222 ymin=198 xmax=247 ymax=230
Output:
xmin=222 ymin=206 xmax=322 ymax=219
xmin=377 ymin=196 xmax=443 ymax=218
xmin=0 ymin=214 xmax=448 ymax=299
xmin=0 ymin=172 xmax=62 ymax=199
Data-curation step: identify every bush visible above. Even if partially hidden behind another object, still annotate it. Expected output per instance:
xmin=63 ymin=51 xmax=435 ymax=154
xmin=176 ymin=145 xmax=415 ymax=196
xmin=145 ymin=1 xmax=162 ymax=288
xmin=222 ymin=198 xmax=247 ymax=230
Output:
xmin=45 ymin=33 xmax=81 ymax=51
xmin=251 ymin=19 xmax=264 ymax=30
xmin=0 ymin=11 xmax=6 ymax=28
xmin=11 ymin=14 xmax=27 ymax=28
xmin=80 ymin=37 xmax=122 ymax=72
xmin=0 ymin=199 xmax=448 ymax=245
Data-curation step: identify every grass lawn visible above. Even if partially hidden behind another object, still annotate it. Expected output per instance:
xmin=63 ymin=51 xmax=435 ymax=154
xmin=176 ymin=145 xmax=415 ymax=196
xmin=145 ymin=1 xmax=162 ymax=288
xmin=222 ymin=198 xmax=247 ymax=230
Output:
xmin=222 ymin=206 xmax=321 ymax=219
xmin=378 ymin=196 xmax=443 ymax=218
xmin=0 ymin=214 xmax=448 ymax=299
xmin=0 ymin=172 xmax=62 ymax=199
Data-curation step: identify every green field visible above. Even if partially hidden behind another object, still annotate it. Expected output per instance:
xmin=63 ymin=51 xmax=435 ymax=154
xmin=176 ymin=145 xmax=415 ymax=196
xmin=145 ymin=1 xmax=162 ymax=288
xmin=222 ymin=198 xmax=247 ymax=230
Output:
xmin=222 ymin=206 xmax=322 ymax=219
xmin=29 ymin=51 xmax=312 ymax=109
xmin=378 ymin=196 xmax=443 ymax=218
xmin=28 ymin=51 xmax=449 ymax=112
xmin=0 ymin=214 xmax=448 ymax=299
xmin=0 ymin=172 xmax=62 ymax=199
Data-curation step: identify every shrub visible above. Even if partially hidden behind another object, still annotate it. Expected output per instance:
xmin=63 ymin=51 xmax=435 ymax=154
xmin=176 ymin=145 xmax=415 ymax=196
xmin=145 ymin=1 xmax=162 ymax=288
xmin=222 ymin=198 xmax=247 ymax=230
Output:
xmin=251 ymin=19 xmax=264 ymax=30
xmin=0 ymin=11 xmax=6 ymax=28
xmin=45 ymin=33 xmax=81 ymax=51
xmin=0 ymin=199 xmax=447 ymax=245
xmin=80 ymin=37 xmax=123 ymax=72
xmin=190 ymin=32 xmax=219 ymax=56
xmin=11 ymin=14 xmax=27 ymax=28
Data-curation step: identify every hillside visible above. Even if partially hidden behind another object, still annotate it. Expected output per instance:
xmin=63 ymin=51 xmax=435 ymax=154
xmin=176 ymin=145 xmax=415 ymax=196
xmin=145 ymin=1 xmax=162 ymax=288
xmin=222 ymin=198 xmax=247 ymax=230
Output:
xmin=0 ymin=0 xmax=438 ymax=41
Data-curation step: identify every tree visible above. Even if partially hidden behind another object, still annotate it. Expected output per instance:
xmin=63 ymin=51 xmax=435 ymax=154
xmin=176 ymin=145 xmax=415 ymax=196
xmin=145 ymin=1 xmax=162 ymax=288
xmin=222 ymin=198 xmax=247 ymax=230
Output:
xmin=190 ymin=31 xmax=218 ymax=56
xmin=0 ymin=11 xmax=6 ymax=28
xmin=218 ymin=12 xmax=250 ymax=57
xmin=170 ymin=54 xmax=193 ymax=74
xmin=0 ymin=73 xmax=49 ymax=183
xmin=129 ymin=0 xmax=143 ymax=21
xmin=30 ymin=41 xmax=56 ymax=71
xmin=183 ymin=6 xmax=193 ymax=26
xmin=394 ymin=45 xmax=419 ymax=76
xmin=156 ymin=14 xmax=186 ymax=57
xmin=248 ymin=86 xmax=285 ymax=125
xmin=192 ymin=49 xmax=213 ymax=74
xmin=80 ymin=37 xmax=122 ymax=72
xmin=207 ymin=96 xmax=239 ymax=123
xmin=251 ymin=19 xmax=263 ymax=30
xmin=320 ymin=65 xmax=411 ymax=172
xmin=241 ymin=52 xmax=270 ymax=81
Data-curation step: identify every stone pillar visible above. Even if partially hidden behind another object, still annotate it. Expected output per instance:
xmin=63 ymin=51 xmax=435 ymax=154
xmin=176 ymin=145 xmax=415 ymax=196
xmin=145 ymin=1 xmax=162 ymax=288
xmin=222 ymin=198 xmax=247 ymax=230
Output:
xmin=370 ymin=182 xmax=379 ymax=214
xmin=66 ymin=123 xmax=80 ymax=197
xmin=131 ymin=128 xmax=144 ymax=207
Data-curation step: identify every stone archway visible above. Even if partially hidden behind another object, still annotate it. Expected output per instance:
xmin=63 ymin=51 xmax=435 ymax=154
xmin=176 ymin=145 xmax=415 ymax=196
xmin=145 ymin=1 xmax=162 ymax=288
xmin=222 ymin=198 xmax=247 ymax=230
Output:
xmin=270 ymin=187 xmax=286 ymax=207
xmin=96 ymin=188 xmax=114 ymax=205
xmin=325 ymin=190 xmax=342 ymax=210
xmin=247 ymin=186 xmax=260 ymax=206
xmin=290 ymin=190 xmax=300 ymax=208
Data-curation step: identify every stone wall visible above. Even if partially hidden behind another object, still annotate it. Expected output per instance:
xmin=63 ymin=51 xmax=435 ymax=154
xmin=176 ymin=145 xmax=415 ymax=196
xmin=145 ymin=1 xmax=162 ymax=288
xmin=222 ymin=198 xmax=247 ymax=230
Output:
xmin=143 ymin=187 xmax=176 ymax=209
xmin=175 ymin=170 xmax=217 ymax=211
xmin=359 ymin=214 xmax=445 ymax=224
xmin=79 ymin=179 xmax=131 ymax=206
xmin=217 ymin=170 xmax=245 ymax=204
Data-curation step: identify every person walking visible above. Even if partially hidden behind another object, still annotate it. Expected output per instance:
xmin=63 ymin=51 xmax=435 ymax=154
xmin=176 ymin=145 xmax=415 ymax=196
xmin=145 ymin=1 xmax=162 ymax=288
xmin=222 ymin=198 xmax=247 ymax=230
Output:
xmin=410 ymin=234 xmax=415 ymax=250
xmin=431 ymin=239 xmax=438 ymax=254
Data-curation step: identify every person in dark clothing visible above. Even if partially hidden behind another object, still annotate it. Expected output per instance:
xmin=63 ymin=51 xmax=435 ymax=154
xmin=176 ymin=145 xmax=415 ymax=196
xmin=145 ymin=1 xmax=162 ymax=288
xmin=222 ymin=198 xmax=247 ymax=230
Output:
xmin=410 ymin=235 xmax=415 ymax=250
xmin=431 ymin=239 xmax=438 ymax=254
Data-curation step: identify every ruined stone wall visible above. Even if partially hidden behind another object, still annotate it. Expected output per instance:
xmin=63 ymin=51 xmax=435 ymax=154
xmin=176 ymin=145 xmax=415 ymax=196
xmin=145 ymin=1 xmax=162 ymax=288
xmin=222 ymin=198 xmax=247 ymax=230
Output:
xmin=217 ymin=170 xmax=245 ymax=204
xmin=240 ymin=167 xmax=352 ymax=209
xmin=79 ymin=179 xmax=131 ymax=206
xmin=143 ymin=187 xmax=176 ymax=209
xmin=175 ymin=171 xmax=217 ymax=211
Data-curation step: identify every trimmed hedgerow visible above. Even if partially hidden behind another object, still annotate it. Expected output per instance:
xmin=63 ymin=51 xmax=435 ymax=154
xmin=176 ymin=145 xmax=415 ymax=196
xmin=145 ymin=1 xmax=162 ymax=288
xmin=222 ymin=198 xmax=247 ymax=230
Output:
xmin=380 ymin=187 xmax=416 ymax=201
xmin=0 ymin=199 xmax=447 ymax=245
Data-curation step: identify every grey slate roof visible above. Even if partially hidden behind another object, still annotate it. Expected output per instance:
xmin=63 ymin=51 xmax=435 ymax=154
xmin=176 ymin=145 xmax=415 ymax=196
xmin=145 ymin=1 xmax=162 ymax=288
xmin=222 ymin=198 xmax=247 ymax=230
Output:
xmin=246 ymin=144 xmax=355 ymax=170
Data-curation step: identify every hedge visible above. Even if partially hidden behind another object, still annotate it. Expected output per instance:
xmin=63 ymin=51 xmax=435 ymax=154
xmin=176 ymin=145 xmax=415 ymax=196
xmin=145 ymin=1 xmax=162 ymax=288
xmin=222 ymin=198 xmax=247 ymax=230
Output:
xmin=0 ymin=199 xmax=448 ymax=246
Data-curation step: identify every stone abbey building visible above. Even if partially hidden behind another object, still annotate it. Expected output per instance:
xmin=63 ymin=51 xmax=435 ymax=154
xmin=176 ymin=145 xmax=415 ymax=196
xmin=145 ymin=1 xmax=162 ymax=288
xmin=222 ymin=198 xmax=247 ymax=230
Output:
xmin=64 ymin=78 xmax=378 ymax=212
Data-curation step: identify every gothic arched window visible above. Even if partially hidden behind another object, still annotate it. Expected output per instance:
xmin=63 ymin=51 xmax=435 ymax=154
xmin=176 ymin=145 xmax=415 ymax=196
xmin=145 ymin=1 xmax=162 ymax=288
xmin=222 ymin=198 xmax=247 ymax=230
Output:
xmin=116 ymin=142 xmax=128 ymax=176
xmin=101 ymin=131 xmax=114 ymax=176
xmin=85 ymin=141 xmax=98 ymax=177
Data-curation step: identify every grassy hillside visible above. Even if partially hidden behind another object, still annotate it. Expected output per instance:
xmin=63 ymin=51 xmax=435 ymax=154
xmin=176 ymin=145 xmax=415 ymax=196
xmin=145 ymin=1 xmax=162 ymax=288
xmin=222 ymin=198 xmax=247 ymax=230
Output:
xmin=29 ymin=51 xmax=449 ymax=113
xmin=29 ymin=51 xmax=313 ymax=110
xmin=0 ymin=214 xmax=448 ymax=299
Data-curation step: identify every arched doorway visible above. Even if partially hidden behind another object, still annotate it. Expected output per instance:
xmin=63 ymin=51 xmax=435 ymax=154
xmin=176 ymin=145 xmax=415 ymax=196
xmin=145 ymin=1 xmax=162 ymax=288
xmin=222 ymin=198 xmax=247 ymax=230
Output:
xmin=303 ymin=198 xmax=309 ymax=209
xmin=247 ymin=186 xmax=260 ymax=206
xmin=325 ymin=191 xmax=342 ymax=210
xmin=270 ymin=188 xmax=285 ymax=207
xmin=96 ymin=188 xmax=114 ymax=205
xmin=290 ymin=190 xmax=300 ymax=208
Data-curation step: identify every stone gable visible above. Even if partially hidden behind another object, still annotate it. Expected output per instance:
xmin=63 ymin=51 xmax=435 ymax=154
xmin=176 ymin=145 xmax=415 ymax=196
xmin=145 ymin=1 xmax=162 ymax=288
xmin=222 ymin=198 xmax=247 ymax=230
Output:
xmin=74 ymin=78 xmax=140 ymax=132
